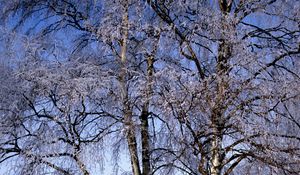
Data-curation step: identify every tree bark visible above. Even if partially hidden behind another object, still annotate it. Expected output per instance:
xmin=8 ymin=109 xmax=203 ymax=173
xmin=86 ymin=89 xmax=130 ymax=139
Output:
xmin=74 ymin=155 xmax=90 ymax=175
xmin=209 ymin=1 xmax=233 ymax=175
xmin=120 ymin=1 xmax=141 ymax=175
xmin=140 ymin=53 xmax=154 ymax=175
xmin=140 ymin=109 xmax=151 ymax=175
xmin=210 ymin=111 xmax=223 ymax=175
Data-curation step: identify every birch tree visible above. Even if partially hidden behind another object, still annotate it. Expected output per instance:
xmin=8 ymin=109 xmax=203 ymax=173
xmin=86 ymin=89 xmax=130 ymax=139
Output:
xmin=0 ymin=0 xmax=299 ymax=175
xmin=146 ymin=0 xmax=300 ymax=174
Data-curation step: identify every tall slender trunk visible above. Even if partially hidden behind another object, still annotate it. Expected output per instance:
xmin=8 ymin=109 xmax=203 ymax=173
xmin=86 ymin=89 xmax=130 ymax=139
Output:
xmin=120 ymin=1 xmax=141 ymax=175
xmin=140 ymin=109 xmax=151 ymax=175
xmin=125 ymin=109 xmax=142 ymax=175
xmin=209 ymin=1 xmax=233 ymax=174
xmin=140 ymin=54 xmax=154 ymax=175
xmin=210 ymin=111 xmax=223 ymax=175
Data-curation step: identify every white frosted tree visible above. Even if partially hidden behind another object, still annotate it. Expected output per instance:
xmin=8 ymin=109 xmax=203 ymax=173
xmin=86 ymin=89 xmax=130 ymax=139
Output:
xmin=0 ymin=0 xmax=299 ymax=175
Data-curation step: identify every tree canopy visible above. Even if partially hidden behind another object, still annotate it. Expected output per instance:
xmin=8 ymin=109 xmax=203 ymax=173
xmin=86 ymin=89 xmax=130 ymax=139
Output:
xmin=0 ymin=0 xmax=299 ymax=175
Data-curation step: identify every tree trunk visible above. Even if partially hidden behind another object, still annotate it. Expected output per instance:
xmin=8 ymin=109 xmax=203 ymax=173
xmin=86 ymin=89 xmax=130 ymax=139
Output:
xmin=74 ymin=155 xmax=90 ymax=175
xmin=140 ymin=53 xmax=155 ymax=175
xmin=210 ymin=111 xmax=223 ymax=175
xmin=209 ymin=2 xmax=233 ymax=174
xmin=120 ymin=1 xmax=141 ymax=175
xmin=125 ymin=111 xmax=142 ymax=175
xmin=140 ymin=109 xmax=151 ymax=175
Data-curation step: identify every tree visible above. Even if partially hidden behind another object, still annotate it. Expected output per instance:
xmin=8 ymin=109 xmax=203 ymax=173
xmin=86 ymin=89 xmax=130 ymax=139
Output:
xmin=0 ymin=0 xmax=299 ymax=175
xmin=146 ymin=0 xmax=300 ymax=174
